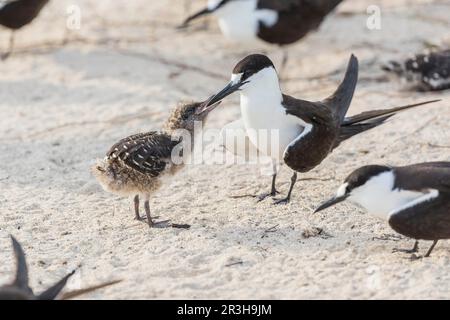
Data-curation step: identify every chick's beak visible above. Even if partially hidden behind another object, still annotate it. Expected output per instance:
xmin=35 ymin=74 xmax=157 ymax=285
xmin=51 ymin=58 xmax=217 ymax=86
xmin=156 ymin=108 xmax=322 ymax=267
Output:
xmin=196 ymin=99 xmax=222 ymax=115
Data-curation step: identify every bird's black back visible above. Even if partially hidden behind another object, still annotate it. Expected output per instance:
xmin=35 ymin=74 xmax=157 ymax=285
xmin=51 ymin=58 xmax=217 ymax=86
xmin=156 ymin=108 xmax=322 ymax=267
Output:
xmin=257 ymin=0 xmax=342 ymax=45
xmin=0 ymin=0 xmax=49 ymax=29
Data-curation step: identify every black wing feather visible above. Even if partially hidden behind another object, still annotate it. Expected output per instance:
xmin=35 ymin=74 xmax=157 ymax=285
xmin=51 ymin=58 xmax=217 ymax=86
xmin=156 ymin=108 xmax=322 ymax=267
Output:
xmin=107 ymin=132 xmax=181 ymax=177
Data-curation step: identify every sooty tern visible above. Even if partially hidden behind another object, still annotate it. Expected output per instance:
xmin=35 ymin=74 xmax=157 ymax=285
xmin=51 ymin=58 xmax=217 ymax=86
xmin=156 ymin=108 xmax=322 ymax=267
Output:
xmin=315 ymin=162 xmax=450 ymax=258
xmin=180 ymin=0 xmax=343 ymax=72
xmin=383 ymin=49 xmax=450 ymax=91
xmin=93 ymin=99 xmax=220 ymax=229
xmin=0 ymin=236 xmax=120 ymax=300
xmin=0 ymin=0 xmax=49 ymax=59
xmin=202 ymin=54 xmax=440 ymax=204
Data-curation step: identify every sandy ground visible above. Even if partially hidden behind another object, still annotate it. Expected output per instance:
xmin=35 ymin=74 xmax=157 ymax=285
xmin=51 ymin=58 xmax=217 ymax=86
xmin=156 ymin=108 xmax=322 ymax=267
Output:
xmin=0 ymin=0 xmax=449 ymax=300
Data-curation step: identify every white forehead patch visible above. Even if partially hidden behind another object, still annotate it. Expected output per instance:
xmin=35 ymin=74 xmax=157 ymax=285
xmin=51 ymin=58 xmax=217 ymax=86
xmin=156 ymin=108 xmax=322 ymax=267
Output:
xmin=231 ymin=73 xmax=243 ymax=85
xmin=336 ymin=183 xmax=348 ymax=197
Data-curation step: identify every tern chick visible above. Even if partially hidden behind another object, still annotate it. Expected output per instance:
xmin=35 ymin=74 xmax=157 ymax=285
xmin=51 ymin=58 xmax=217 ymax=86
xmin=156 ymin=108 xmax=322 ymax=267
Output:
xmin=92 ymin=99 xmax=220 ymax=229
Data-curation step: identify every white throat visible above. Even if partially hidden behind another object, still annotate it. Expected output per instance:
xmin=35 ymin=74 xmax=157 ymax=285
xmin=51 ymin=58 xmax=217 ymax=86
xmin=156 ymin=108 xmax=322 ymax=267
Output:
xmin=236 ymin=67 xmax=311 ymax=161
xmin=208 ymin=0 xmax=278 ymax=43
xmin=348 ymin=171 xmax=436 ymax=220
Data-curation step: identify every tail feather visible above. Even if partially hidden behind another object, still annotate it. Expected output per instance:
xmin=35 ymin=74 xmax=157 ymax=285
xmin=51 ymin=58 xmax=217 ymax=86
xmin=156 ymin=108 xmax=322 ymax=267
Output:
xmin=322 ymin=54 xmax=359 ymax=122
xmin=335 ymin=115 xmax=394 ymax=148
xmin=343 ymin=100 xmax=441 ymax=126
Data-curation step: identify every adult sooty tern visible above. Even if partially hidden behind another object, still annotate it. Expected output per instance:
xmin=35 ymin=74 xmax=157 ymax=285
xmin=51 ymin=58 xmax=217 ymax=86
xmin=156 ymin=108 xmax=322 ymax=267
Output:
xmin=0 ymin=236 xmax=120 ymax=300
xmin=180 ymin=0 xmax=343 ymax=72
xmin=383 ymin=49 xmax=450 ymax=91
xmin=0 ymin=0 xmax=49 ymax=59
xmin=315 ymin=162 xmax=450 ymax=258
xmin=202 ymin=54 xmax=440 ymax=204
xmin=93 ymin=99 xmax=220 ymax=229
xmin=181 ymin=0 xmax=342 ymax=45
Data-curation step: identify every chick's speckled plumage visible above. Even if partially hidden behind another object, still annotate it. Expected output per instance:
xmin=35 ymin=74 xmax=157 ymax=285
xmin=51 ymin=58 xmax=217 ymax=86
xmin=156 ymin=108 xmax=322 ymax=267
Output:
xmin=93 ymin=101 xmax=207 ymax=198
xmin=92 ymin=100 xmax=216 ymax=228
xmin=384 ymin=49 xmax=450 ymax=91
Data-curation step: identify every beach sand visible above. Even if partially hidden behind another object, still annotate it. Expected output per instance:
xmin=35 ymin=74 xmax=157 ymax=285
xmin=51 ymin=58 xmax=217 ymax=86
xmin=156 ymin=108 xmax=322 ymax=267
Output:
xmin=0 ymin=0 xmax=449 ymax=299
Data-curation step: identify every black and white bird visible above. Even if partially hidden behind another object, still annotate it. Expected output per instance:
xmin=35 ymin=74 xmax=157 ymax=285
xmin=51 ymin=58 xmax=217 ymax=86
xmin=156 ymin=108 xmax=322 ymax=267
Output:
xmin=0 ymin=0 xmax=49 ymax=59
xmin=202 ymin=54 xmax=439 ymax=204
xmin=93 ymin=99 xmax=220 ymax=229
xmin=0 ymin=236 xmax=120 ymax=300
xmin=314 ymin=162 xmax=450 ymax=258
xmin=180 ymin=0 xmax=343 ymax=71
xmin=383 ymin=49 xmax=450 ymax=91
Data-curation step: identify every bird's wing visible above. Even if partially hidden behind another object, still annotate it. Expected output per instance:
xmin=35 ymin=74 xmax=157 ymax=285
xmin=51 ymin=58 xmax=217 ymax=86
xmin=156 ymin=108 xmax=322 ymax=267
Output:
xmin=388 ymin=189 xmax=450 ymax=240
xmin=60 ymin=280 xmax=122 ymax=300
xmin=37 ymin=271 xmax=75 ymax=300
xmin=108 ymin=132 xmax=181 ymax=177
xmin=394 ymin=163 xmax=450 ymax=194
xmin=321 ymin=54 xmax=359 ymax=122
xmin=258 ymin=0 xmax=342 ymax=14
xmin=282 ymin=95 xmax=333 ymax=125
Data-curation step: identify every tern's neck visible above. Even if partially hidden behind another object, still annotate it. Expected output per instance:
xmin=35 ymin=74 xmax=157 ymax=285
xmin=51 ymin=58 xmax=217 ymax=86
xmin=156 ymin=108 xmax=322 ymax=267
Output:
xmin=241 ymin=68 xmax=283 ymax=107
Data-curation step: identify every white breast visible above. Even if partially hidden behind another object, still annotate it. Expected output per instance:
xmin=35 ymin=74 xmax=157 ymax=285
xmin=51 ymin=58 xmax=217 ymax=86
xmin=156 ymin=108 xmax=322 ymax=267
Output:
xmin=239 ymin=68 xmax=308 ymax=161
xmin=211 ymin=0 xmax=278 ymax=43
xmin=349 ymin=171 xmax=435 ymax=220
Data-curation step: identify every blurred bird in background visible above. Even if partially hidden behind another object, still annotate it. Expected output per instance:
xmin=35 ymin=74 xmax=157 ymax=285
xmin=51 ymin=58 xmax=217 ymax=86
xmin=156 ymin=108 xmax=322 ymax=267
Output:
xmin=180 ymin=0 xmax=343 ymax=75
xmin=0 ymin=0 xmax=50 ymax=59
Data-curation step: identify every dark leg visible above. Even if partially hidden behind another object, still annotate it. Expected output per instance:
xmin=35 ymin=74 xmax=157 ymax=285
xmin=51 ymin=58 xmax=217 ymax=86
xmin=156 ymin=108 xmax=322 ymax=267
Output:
xmin=134 ymin=195 xmax=142 ymax=220
xmin=424 ymin=240 xmax=438 ymax=258
xmin=144 ymin=200 xmax=154 ymax=228
xmin=143 ymin=198 xmax=173 ymax=229
xmin=274 ymin=172 xmax=297 ymax=205
xmin=229 ymin=171 xmax=279 ymax=202
xmin=2 ymin=32 xmax=14 ymax=60
xmin=392 ymin=240 xmax=419 ymax=254
xmin=256 ymin=174 xmax=279 ymax=202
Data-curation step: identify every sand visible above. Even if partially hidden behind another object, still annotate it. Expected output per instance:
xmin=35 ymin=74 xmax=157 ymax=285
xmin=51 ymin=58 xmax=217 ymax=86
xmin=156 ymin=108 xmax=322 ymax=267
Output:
xmin=0 ymin=0 xmax=449 ymax=299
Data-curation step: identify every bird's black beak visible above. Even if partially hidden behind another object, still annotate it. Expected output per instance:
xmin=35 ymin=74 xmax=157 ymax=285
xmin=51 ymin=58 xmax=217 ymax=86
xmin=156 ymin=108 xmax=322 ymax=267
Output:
xmin=205 ymin=80 xmax=247 ymax=108
xmin=314 ymin=195 xmax=348 ymax=213
xmin=179 ymin=7 xmax=212 ymax=28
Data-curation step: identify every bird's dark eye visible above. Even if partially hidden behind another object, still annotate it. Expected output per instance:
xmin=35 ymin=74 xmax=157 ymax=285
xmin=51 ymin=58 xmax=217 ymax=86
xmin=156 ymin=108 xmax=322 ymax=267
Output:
xmin=242 ymin=70 xmax=253 ymax=80
xmin=345 ymin=186 xmax=351 ymax=193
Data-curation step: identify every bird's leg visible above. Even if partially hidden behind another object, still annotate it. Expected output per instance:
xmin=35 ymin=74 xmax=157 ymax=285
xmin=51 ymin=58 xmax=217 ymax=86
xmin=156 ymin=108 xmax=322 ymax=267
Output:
xmin=2 ymin=32 xmax=15 ymax=60
xmin=144 ymin=199 xmax=154 ymax=228
xmin=274 ymin=172 xmax=297 ymax=205
xmin=424 ymin=240 xmax=438 ymax=258
xmin=256 ymin=174 xmax=279 ymax=202
xmin=143 ymin=197 xmax=172 ymax=229
xmin=133 ymin=195 xmax=143 ymax=220
xmin=392 ymin=240 xmax=419 ymax=254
